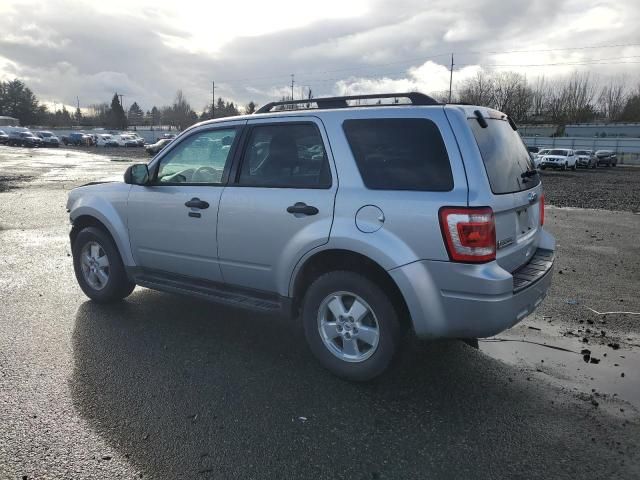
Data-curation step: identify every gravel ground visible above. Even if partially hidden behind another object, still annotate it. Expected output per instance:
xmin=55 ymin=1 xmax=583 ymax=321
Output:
xmin=540 ymin=166 xmax=640 ymax=212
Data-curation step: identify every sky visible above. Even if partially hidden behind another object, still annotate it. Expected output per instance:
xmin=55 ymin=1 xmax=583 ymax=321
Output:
xmin=0 ymin=0 xmax=639 ymax=113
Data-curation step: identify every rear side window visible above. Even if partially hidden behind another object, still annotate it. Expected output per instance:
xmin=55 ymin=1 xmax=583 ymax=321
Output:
xmin=343 ymin=118 xmax=453 ymax=191
xmin=238 ymin=123 xmax=331 ymax=188
xmin=468 ymin=118 xmax=539 ymax=194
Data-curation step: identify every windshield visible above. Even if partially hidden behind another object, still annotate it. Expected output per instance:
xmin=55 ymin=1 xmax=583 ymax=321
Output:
xmin=548 ymin=149 xmax=568 ymax=156
xmin=575 ymin=150 xmax=589 ymax=155
xmin=468 ymin=118 xmax=540 ymax=194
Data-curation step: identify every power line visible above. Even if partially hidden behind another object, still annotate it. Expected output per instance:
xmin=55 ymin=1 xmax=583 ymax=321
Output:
xmin=216 ymin=42 xmax=640 ymax=86
xmin=457 ymin=55 xmax=640 ymax=68
xmin=250 ymin=58 xmax=639 ymax=90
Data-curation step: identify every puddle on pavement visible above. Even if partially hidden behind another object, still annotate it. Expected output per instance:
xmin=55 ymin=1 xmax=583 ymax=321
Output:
xmin=481 ymin=325 xmax=640 ymax=413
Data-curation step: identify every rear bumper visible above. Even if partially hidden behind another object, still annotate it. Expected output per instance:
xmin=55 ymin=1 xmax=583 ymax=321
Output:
xmin=390 ymin=230 xmax=555 ymax=338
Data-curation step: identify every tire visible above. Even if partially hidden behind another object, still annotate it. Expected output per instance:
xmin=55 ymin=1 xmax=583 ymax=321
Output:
xmin=302 ymin=271 xmax=403 ymax=381
xmin=72 ymin=226 xmax=135 ymax=303
xmin=540 ymin=165 xmax=546 ymax=170
xmin=561 ymin=162 xmax=567 ymax=171
xmin=571 ymin=162 xmax=577 ymax=171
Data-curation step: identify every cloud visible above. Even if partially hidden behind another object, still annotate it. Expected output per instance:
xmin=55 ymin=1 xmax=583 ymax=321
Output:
xmin=0 ymin=0 xmax=638 ymax=113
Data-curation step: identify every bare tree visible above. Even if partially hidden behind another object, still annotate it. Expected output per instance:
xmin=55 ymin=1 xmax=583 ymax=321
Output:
xmin=457 ymin=71 xmax=532 ymax=122
xmin=457 ymin=71 xmax=494 ymax=106
xmin=545 ymin=72 xmax=597 ymax=125
xmin=598 ymin=77 xmax=628 ymax=122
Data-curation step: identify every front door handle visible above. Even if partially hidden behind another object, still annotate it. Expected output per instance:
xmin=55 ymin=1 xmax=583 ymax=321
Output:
xmin=287 ymin=202 xmax=319 ymax=216
xmin=185 ymin=198 xmax=209 ymax=209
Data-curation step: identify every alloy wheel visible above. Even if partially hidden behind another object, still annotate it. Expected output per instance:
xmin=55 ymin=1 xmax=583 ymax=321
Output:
xmin=80 ymin=241 xmax=110 ymax=290
xmin=317 ymin=291 xmax=380 ymax=363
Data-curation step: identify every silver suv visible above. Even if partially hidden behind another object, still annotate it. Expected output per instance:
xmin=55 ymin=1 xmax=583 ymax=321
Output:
xmin=67 ymin=93 xmax=555 ymax=381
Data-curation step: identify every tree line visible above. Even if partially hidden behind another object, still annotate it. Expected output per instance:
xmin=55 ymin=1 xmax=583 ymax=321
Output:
xmin=0 ymin=79 xmax=259 ymax=130
xmin=454 ymin=72 xmax=640 ymax=128
xmin=2 ymin=75 xmax=639 ymax=131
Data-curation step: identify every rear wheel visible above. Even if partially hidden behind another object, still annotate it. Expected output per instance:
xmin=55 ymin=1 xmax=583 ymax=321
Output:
xmin=72 ymin=226 xmax=135 ymax=303
xmin=302 ymin=271 xmax=403 ymax=381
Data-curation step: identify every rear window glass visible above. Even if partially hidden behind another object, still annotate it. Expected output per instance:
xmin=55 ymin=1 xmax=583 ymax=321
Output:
xmin=468 ymin=118 xmax=540 ymax=194
xmin=343 ymin=118 xmax=453 ymax=191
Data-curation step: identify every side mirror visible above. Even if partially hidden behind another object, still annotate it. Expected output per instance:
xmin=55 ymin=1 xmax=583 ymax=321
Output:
xmin=124 ymin=164 xmax=149 ymax=185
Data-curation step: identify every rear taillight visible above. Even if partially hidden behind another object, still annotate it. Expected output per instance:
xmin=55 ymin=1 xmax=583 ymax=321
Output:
xmin=539 ymin=193 xmax=545 ymax=226
xmin=439 ymin=207 xmax=496 ymax=263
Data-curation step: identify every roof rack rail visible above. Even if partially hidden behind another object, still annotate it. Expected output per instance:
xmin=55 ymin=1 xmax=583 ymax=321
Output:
xmin=254 ymin=92 xmax=440 ymax=114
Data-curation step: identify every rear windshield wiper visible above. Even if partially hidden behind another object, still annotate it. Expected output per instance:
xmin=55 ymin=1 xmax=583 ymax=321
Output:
xmin=521 ymin=169 xmax=538 ymax=182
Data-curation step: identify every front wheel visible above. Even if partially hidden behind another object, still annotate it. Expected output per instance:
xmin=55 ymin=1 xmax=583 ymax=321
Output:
xmin=72 ymin=226 xmax=135 ymax=303
xmin=302 ymin=271 xmax=403 ymax=381
xmin=562 ymin=162 xmax=567 ymax=171
xmin=572 ymin=162 xmax=577 ymax=171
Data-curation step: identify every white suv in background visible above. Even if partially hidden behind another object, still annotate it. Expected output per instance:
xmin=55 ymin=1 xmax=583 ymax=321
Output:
xmin=539 ymin=149 xmax=577 ymax=171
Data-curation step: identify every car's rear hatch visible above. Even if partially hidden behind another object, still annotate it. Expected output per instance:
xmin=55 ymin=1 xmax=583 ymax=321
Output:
xmin=466 ymin=112 xmax=543 ymax=273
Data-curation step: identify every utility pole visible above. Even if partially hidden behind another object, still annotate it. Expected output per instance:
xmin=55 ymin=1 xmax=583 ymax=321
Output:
xmin=290 ymin=74 xmax=295 ymax=101
xmin=76 ymin=96 xmax=80 ymax=126
xmin=212 ymin=81 xmax=215 ymax=119
xmin=118 ymin=93 xmax=125 ymax=111
xmin=448 ymin=53 xmax=454 ymax=103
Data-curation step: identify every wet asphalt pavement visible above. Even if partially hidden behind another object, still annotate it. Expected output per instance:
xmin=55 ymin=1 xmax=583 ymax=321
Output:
xmin=1 ymin=145 xmax=640 ymax=479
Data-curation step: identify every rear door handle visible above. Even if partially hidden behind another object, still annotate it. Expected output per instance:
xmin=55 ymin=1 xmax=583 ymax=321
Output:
xmin=287 ymin=202 xmax=319 ymax=216
xmin=185 ymin=198 xmax=209 ymax=209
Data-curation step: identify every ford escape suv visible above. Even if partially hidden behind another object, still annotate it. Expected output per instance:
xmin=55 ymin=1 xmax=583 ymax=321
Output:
xmin=67 ymin=92 xmax=555 ymax=381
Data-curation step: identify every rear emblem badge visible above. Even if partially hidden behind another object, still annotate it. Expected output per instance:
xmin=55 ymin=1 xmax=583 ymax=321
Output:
xmin=497 ymin=237 xmax=514 ymax=249
xmin=528 ymin=192 xmax=537 ymax=203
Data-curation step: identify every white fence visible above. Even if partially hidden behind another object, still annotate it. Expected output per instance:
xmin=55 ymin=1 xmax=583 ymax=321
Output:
xmin=522 ymin=136 xmax=640 ymax=165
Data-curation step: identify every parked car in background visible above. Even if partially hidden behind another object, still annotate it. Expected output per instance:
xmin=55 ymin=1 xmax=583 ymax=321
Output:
xmin=0 ymin=130 xmax=8 ymax=144
xmin=156 ymin=133 xmax=176 ymax=142
xmin=66 ymin=93 xmax=555 ymax=381
xmin=595 ymin=150 xmax=617 ymax=167
xmin=575 ymin=150 xmax=596 ymax=169
xmin=145 ymin=138 xmax=173 ymax=155
xmin=127 ymin=132 xmax=145 ymax=146
xmin=62 ymin=132 xmax=94 ymax=146
xmin=8 ymin=131 xmax=42 ymax=147
xmin=35 ymin=131 xmax=60 ymax=147
xmin=95 ymin=134 xmax=120 ymax=147
xmin=539 ymin=149 xmax=577 ymax=170
xmin=114 ymin=134 xmax=140 ymax=147
xmin=532 ymin=148 xmax=550 ymax=167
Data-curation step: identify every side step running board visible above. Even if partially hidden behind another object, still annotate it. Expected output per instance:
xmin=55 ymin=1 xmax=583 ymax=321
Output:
xmin=134 ymin=271 xmax=286 ymax=314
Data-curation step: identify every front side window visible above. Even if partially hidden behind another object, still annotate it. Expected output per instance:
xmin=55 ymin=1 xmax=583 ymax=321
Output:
xmin=343 ymin=118 xmax=453 ymax=191
xmin=238 ymin=123 xmax=331 ymax=188
xmin=156 ymin=128 xmax=237 ymax=184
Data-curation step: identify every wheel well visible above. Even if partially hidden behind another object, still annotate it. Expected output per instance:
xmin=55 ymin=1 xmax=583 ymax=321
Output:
xmin=291 ymin=249 xmax=412 ymax=330
xmin=70 ymin=215 xmax=114 ymax=248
